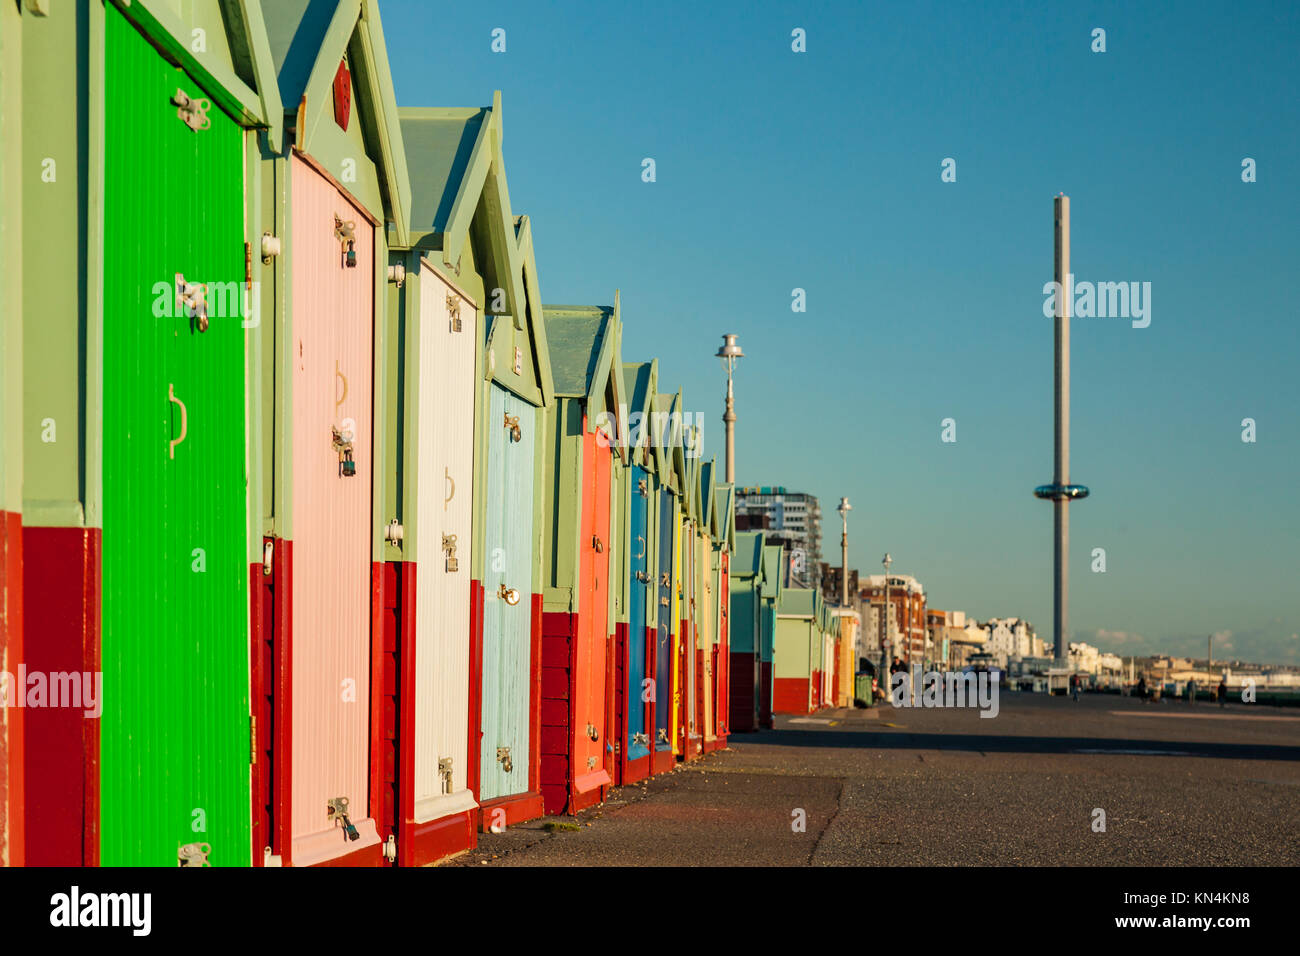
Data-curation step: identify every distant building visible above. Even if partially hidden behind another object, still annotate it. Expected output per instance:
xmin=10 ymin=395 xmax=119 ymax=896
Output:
xmin=859 ymin=573 xmax=927 ymax=666
xmin=736 ymin=487 xmax=823 ymax=589
xmin=926 ymin=609 xmax=970 ymax=669
xmin=820 ymin=564 xmax=858 ymax=605
xmin=985 ymin=617 xmax=1037 ymax=668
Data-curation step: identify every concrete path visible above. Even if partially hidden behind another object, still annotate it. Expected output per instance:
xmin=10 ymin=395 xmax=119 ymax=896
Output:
xmin=446 ymin=692 xmax=1300 ymax=866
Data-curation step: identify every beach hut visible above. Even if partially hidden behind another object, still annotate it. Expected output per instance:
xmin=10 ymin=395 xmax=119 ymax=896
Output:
xmin=13 ymin=0 xmax=283 ymax=868
xmin=615 ymin=361 xmax=662 ymax=785
xmin=727 ymin=531 xmax=766 ymax=733
xmin=710 ymin=481 xmax=737 ymax=750
xmin=775 ymin=587 xmax=831 ymax=715
xmin=373 ymin=94 xmax=537 ymax=864
xmin=759 ymin=544 xmax=784 ymax=728
xmin=256 ymin=0 xmax=410 ymax=867
xmin=538 ymin=301 xmax=626 ymax=814
xmin=646 ymin=389 xmax=679 ymax=775
xmin=0 ymin=0 xmax=21 ymax=868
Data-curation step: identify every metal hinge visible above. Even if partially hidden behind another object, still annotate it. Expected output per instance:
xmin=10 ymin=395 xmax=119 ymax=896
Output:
xmin=442 ymin=534 xmax=459 ymax=572
xmin=178 ymin=842 xmax=211 ymax=867
xmin=171 ymin=88 xmax=211 ymax=132
xmin=262 ymin=846 xmax=283 ymax=867
xmin=385 ymin=518 xmax=404 ymax=546
xmin=250 ymin=714 xmax=257 ymax=764
xmin=262 ymin=540 xmax=273 ymax=576
xmin=383 ymin=835 xmax=397 ymax=863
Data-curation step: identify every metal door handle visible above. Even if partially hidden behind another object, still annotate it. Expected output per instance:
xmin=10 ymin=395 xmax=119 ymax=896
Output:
xmin=636 ymin=535 xmax=645 ymax=559
xmin=169 ymin=384 xmax=187 ymax=459
xmin=444 ymin=466 xmax=455 ymax=508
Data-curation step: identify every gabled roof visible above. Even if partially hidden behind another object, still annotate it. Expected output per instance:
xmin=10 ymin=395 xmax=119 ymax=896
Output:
xmin=656 ymin=390 xmax=689 ymax=499
xmin=622 ymin=361 xmax=658 ymax=473
xmin=512 ymin=214 xmax=555 ymax=407
xmin=698 ymin=459 xmax=716 ymax=534
xmin=265 ymin=0 xmax=411 ymax=243
xmin=399 ymin=91 xmax=524 ymax=321
xmin=542 ymin=300 xmax=626 ymax=462
xmin=713 ymin=480 xmax=735 ymax=552
xmin=761 ymin=544 xmax=784 ymax=600
xmin=113 ymin=0 xmax=283 ymax=140
xmin=543 ymin=308 xmax=613 ymax=398
xmin=778 ymin=586 xmax=816 ymax=618
xmin=733 ymin=531 xmax=766 ymax=579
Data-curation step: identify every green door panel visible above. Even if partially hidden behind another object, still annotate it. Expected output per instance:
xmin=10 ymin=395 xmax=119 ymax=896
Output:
xmin=100 ymin=5 xmax=250 ymax=867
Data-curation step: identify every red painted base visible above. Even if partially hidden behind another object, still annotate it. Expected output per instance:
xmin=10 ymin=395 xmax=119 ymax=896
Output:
xmin=478 ymin=790 xmax=545 ymax=831
xmin=20 ymin=524 xmax=99 ymax=867
xmin=774 ymin=677 xmax=812 ymax=715
xmin=702 ymin=736 xmax=724 ymax=754
xmin=729 ymin=651 xmax=757 ymax=732
xmin=307 ymin=840 xmax=385 ymax=867
xmin=650 ymin=748 xmax=674 ymax=775
xmin=401 ymin=808 xmax=477 ymax=867
xmin=1 ymin=510 xmax=24 ymax=868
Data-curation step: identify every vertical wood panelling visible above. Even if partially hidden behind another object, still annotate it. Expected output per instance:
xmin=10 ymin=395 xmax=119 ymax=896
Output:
xmin=575 ymin=429 xmax=611 ymax=791
xmin=626 ymin=467 xmax=649 ymax=760
xmin=654 ymin=489 xmax=673 ymax=755
xmin=289 ymin=155 xmax=376 ymax=858
xmin=700 ymin=532 xmax=714 ymax=742
xmin=480 ymin=385 xmax=535 ymax=802
xmin=413 ymin=266 xmax=476 ymax=820
xmin=100 ymin=6 xmax=249 ymax=866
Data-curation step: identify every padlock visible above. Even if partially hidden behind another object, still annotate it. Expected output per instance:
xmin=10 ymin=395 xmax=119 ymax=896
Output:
xmin=341 ymin=448 xmax=356 ymax=477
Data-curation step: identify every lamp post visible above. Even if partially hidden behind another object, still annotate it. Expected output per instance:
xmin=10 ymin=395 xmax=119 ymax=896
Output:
xmin=715 ymin=334 xmax=743 ymax=485
xmin=836 ymin=497 xmax=851 ymax=607
xmin=879 ymin=552 xmax=893 ymax=698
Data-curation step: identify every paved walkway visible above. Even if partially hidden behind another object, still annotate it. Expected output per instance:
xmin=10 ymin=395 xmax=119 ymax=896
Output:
xmin=447 ymin=692 xmax=1300 ymax=866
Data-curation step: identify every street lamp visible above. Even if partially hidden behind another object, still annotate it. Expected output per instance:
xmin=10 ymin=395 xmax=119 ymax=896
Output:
xmin=836 ymin=497 xmax=851 ymax=607
xmin=879 ymin=552 xmax=893 ymax=699
xmin=716 ymin=334 xmax=743 ymax=484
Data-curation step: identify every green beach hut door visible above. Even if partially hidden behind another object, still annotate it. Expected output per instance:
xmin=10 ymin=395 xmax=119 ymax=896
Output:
xmin=480 ymin=385 xmax=536 ymax=802
xmin=100 ymin=6 xmax=250 ymax=866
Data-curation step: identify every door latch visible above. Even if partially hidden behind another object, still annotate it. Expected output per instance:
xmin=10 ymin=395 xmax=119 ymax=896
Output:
xmin=327 ymin=797 xmax=361 ymax=842
xmin=592 ymin=535 xmax=604 ymax=553
xmin=334 ymin=215 xmax=357 ymax=268
xmin=497 ymin=583 xmax=520 ymax=606
xmin=175 ymin=273 xmax=208 ymax=331
xmin=332 ymin=425 xmax=356 ymax=477
xmin=442 ymin=534 xmax=459 ymax=572
xmin=637 ymin=478 xmax=647 ymax=497
xmin=438 ymin=757 xmax=454 ymax=794
xmin=171 ymin=88 xmax=211 ymax=132
xmin=586 ymin=723 xmax=599 ymax=741
xmin=504 ymin=412 xmax=521 ymax=442
xmin=496 ymin=746 xmax=512 ymax=773
xmin=446 ymin=294 xmax=462 ymax=332
xmin=636 ymin=570 xmax=651 ymax=583
xmin=633 ymin=732 xmax=649 ymax=747
xmin=178 ymin=842 xmax=211 ymax=867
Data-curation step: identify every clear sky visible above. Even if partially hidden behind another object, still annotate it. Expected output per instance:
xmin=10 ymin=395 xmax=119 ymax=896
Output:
xmin=378 ymin=0 xmax=1299 ymax=665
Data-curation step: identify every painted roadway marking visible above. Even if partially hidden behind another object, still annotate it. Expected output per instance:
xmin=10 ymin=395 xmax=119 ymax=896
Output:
xmin=1110 ymin=711 xmax=1300 ymax=722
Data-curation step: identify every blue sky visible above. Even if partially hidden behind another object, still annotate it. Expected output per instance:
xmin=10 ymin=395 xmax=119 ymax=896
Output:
xmin=379 ymin=0 xmax=1299 ymax=664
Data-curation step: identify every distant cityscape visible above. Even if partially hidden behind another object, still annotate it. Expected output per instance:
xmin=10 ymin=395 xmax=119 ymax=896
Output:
xmin=736 ymin=486 xmax=1300 ymax=686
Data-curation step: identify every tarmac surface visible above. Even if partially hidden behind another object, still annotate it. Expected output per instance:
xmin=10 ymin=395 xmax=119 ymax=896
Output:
xmin=446 ymin=691 xmax=1300 ymax=866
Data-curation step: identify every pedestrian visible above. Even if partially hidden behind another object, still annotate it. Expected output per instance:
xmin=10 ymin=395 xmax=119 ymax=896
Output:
xmin=1072 ymin=674 xmax=1080 ymax=703
xmin=1136 ymin=676 xmax=1148 ymax=704
xmin=1187 ymin=678 xmax=1196 ymax=706
xmin=1218 ymin=677 xmax=1227 ymax=708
